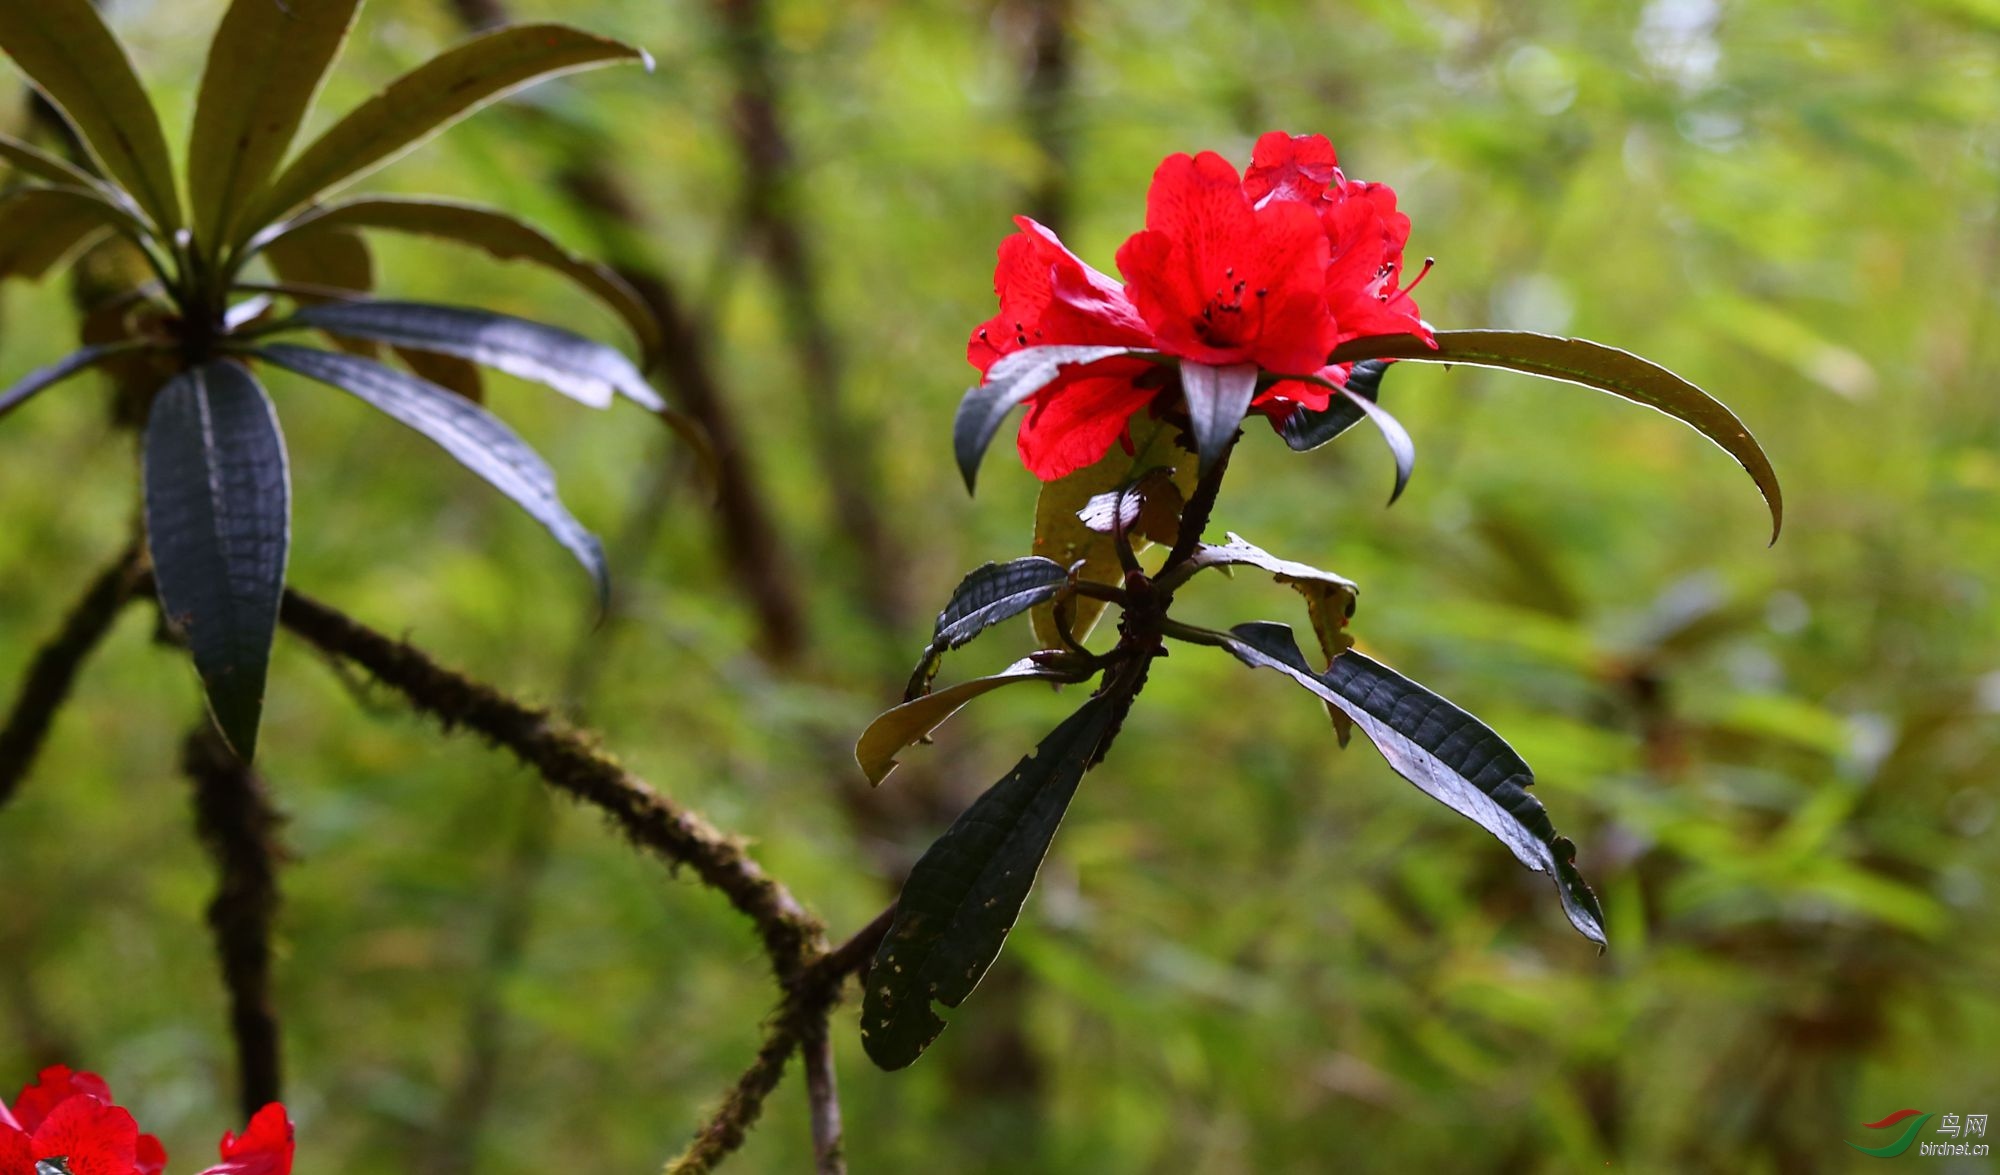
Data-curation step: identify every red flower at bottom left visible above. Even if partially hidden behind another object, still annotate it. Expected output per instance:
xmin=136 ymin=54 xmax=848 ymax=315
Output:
xmin=0 ymin=1067 xmax=291 ymax=1175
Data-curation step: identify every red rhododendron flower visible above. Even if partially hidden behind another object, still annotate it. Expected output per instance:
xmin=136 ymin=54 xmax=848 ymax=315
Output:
xmin=968 ymin=130 xmax=1433 ymax=480
xmin=197 ymin=1105 xmax=292 ymax=1175
xmin=1 ymin=1066 xmax=164 ymax=1175
xmin=2 ymin=1067 xmax=293 ymax=1175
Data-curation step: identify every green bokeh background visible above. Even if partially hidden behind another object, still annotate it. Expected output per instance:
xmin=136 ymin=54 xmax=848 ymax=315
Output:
xmin=3 ymin=0 xmax=1997 ymax=1170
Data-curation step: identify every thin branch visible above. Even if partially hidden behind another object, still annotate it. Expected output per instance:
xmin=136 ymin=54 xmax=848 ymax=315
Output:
xmin=0 ymin=540 xmax=144 ymax=810
xmin=183 ymin=723 xmax=287 ymax=1120
xmin=257 ymin=581 xmax=826 ymax=975
xmin=802 ymin=1028 xmax=844 ymax=1175
xmin=667 ymin=909 xmax=892 ymax=1175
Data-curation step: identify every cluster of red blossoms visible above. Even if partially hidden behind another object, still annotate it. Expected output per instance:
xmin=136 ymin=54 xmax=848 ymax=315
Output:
xmin=0 ymin=1068 xmax=290 ymax=1175
xmin=969 ymin=131 xmax=1434 ymax=480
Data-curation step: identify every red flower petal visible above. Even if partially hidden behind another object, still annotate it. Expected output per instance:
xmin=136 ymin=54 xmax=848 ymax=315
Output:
xmin=1322 ymin=180 xmax=1430 ymax=345
xmin=198 ymin=1103 xmax=293 ymax=1175
xmin=136 ymin=1133 xmax=167 ymax=1175
xmin=30 ymin=1096 xmax=138 ymax=1175
xmin=1242 ymin=132 xmax=1342 ymax=206
xmin=1117 ymin=151 xmax=1336 ymax=374
xmin=1 ymin=1124 xmax=33 ymax=1172
xmin=1017 ymin=374 xmax=1157 ymax=481
xmin=968 ymin=217 xmax=1149 ymax=374
xmin=11 ymin=1068 xmax=115 ymax=1135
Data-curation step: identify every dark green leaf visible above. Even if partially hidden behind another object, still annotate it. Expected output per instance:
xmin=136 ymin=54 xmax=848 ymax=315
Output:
xmin=1180 ymin=360 xmax=1256 ymax=475
xmin=0 ymin=341 xmax=155 ymax=424
xmin=954 ymin=345 xmax=1150 ymax=492
xmin=864 ymin=693 xmax=1117 ymax=1069
xmin=261 ymin=197 xmax=663 ymax=363
xmin=1280 ymin=359 xmax=1390 ymax=451
xmin=0 ymin=186 xmax=152 ymax=282
xmin=188 ymin=0 xmax=363 ymax=248
xmin=256 ymin=344 xmax=607 ymax=605
xmin=243 ymin=24 xmax=651 ymax=236
xmin=905 ymin=558 xmax=1070 ymax=699
xmin=0 ymin=0 xmax=182 ymax=230
xmin=144 ymin=361 xmax=291 ymax=760
xmin=287 ymin=299 xmax=660 ymax=411
xmin=1212 ymin=622 xmax=1606 ymax=945
xmin=1331 ymin=330 xmax=1782 ymax=540
xmin=859 ymin=657 xmax=1090 ymax=786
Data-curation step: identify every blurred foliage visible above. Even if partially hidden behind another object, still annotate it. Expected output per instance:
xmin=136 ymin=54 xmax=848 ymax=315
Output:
xmin=3 ymin=0 xmax=1997 ymax=1170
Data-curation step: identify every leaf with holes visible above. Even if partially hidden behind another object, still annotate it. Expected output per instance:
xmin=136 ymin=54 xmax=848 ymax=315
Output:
xmin=1331 ymin=330 xmax=1781 ymax=539
xmin=1208 ymin=621 xmax=1606 ymax=944
xmin=858 ymin=657 xmax=1093 ymax=786
xmin=1031 ymin=415 xmax=1196 ymax=650
xmin=905 ymin=558 xmax=1071 ymax=700
xmin=257 ymin=345 xmax=607 ymax=605
xmin=144 ymin=361 xmax=291 ymax=760
xmin=863 ymin=692 xmax=1117 ymax=1069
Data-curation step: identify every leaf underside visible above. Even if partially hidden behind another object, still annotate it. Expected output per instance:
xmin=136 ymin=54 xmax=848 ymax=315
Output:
xmin=954 ymin=345 xmax=1149 ymax=492
xmin=864 ymin=693 xmax=1117 ymax=1069
xmin=1217 ymin=622 xmax=1606 ymax=945
xmin=860 ymin=658 xmax=1087 ymax=786
xmin=256 ymin=344 xmax=608 ymax=606
xmin=288 ymin=299 xmax=659 ymax=411
xmin=1280 ymin=358 xmax=1390 ymax=452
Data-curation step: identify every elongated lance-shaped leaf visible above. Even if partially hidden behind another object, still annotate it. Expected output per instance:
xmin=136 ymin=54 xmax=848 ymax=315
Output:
xmin=145 ymin=361 xmax=292 ymax=760
xmin=954 ymin=345 xmax=1153 ymax=492
xmin=256 ymin=344 xmax=608 ymax=606
xmin=0 ymin=186 xmax=153 ymax=282
xmin=0 ymin=0 xmax=182 ymax=230
xmin=0 ymin=131 xmax=104 ymax=190
xmin=259 ymin=228 xmax=483 ymax=392
xmin=242 ymin=24 xmax=651 ymax=240
xmin=1179 ymin=361 xmax=1257 ymax=475
xmin=1331 ymin=329 xmax=1782 ymax=540
xmin=259 ymin=198 xmax=663 ymax=363
xmin=861 ymin=657 xmax=1092 ymax=785
xmin=189 ymin=0 xmax=363 ymax=250
xmin=905 ymin=558 xmax=1071 ymax=700
xmin=286 ymin=300 xmax=660 ymax=411
xmin=1281 ymin=359 xmax=1390 ymax=452
xmin=864 ymin=693 xmax=1118 ymax=1069
xmin=0 ymin=341 xmax=156 ymax=424
xmin=1340 ymin=383 xmax=1415 ymax=504
xmin=1210 ymin=622 xmax=1606 ymax=945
